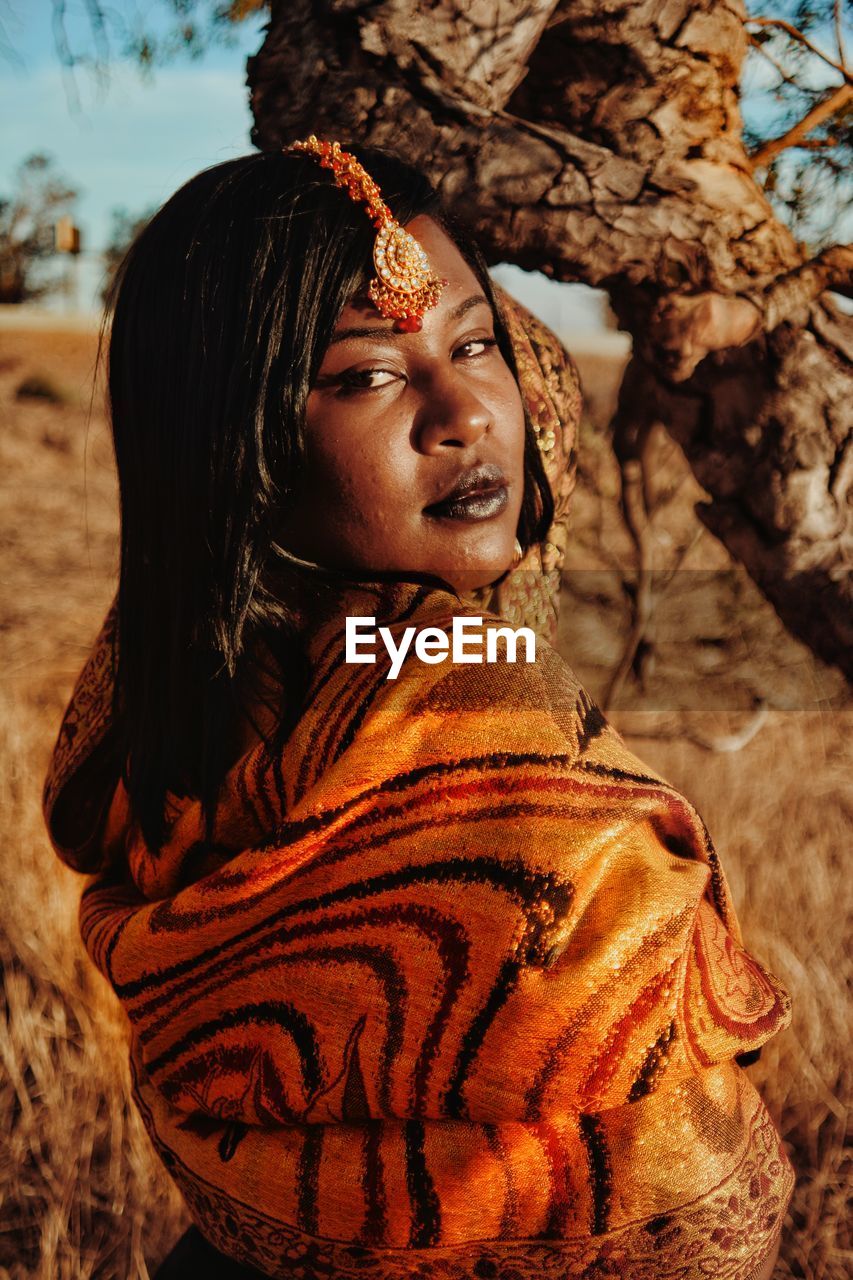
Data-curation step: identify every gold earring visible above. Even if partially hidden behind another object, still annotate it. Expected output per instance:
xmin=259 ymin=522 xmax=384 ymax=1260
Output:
xmin=512 ymin=537 xmax=523 ymax=567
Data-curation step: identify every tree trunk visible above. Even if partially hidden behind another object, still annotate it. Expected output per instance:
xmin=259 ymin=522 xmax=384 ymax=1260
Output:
xmin=247 ymin=0 xmax=853 ymax=681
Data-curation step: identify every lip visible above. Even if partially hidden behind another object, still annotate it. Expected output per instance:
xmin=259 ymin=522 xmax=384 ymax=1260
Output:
xmin=423 ymin=485 xmax=509 ymax=522
xmin=424 ymin=462 xmax=509 ymax=512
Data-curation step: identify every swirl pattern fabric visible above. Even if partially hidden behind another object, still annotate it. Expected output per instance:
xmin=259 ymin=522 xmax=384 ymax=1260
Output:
xmin=45 ymin=577 xmax=792 ymax=1279
xmin=42 ymin=295 xmax=793 ymax=1278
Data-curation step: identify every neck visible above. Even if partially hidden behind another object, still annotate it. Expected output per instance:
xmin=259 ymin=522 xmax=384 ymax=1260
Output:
xmin=264 ymin=541 xmax=509 ymax=628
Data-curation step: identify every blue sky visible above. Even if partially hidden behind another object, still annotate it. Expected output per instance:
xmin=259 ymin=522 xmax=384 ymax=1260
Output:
xmin=0 ymin=58 xmax=259 ymax=247
xmin=0 ymin=5 xmax=268 ymax=309
xmin=0 ymin=5 xmax=616 ymax=333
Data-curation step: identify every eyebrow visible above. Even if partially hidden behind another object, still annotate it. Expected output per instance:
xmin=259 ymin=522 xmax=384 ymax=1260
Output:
xmin=328 ymin=292 xmax=491 ymax=345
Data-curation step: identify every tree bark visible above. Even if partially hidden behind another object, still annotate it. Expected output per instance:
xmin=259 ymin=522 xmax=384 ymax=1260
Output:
xmin=247 ymin=0 xmax=853 ymax=682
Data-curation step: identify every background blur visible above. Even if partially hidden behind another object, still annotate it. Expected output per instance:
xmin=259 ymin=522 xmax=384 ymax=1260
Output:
xmin=1 ymin=4 xmax=850 ymax=1278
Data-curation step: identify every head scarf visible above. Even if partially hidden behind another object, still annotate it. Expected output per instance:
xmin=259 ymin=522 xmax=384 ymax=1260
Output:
xmin=41 ymin=292 xmax=792 ymax=1280
xmin=469 ymin=284 xmax=581 ymax=643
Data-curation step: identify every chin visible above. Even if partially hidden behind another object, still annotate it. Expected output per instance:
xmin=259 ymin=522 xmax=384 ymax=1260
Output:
xmin=430 ymin=543 xmax=518 ymax=595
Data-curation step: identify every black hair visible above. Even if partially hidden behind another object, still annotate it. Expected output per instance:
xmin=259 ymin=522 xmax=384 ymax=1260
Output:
xmin=103 ymin=147 xmax=554 ymax=854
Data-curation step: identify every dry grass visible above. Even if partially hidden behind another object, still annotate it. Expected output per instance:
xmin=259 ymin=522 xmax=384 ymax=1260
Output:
xmin=0 ymin=697 xmax=188 ymax=1279
xmin=0 ymin=328 xmax=189 ymax=1279
xmin=628 ymin=720 xmax=852 ymax=1280
xmin=0 ymin=326 xmax=849 ymax=1278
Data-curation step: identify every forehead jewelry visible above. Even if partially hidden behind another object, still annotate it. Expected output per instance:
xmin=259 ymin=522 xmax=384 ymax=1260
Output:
xmin=286 ymin=135 xmax=446 ymax=333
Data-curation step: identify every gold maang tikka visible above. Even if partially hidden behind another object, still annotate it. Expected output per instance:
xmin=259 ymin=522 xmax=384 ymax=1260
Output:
xmin=286 ymin=136 xmax=446 ymax=332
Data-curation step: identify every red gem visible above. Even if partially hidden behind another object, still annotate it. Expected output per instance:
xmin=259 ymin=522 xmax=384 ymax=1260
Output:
xmin=395 ymin=315 xmax=422 ymax=333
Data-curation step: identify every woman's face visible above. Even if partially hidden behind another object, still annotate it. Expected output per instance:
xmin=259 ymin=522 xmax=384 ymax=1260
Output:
xmin=275 ymin=216 xmax=527 ymax=596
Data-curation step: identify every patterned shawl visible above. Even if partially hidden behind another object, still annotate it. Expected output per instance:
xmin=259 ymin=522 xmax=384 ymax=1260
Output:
xmin=42 ymin=293 xmax=793 ymax=1280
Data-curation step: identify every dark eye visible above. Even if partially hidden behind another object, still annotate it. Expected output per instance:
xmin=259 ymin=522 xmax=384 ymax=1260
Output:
xmin=339 ymin=367 xmax=399 ymax=392
xmin=455 ymin=337 xmax=499 ymax=359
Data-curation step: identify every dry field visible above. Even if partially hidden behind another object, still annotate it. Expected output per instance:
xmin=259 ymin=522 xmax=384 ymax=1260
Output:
xmin=0 ymin=322 xmax=850 ymax=1278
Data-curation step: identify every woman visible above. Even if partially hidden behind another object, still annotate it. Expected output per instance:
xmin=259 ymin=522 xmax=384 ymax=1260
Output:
xmin=43 ymin=142 xmax=792 ymax=1280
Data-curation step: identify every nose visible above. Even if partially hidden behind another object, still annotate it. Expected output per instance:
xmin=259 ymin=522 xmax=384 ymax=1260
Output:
xmin=415 ymin=369 xmax=491 ymax=452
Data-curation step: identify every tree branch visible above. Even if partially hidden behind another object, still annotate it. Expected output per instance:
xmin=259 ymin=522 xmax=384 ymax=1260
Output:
xmin=740 ymin=244 xmax=853 ymax=328
xmin=643 ymin=243 xmax=852 ymax=379
xmin=602 ymin=455 xmax=656 ymax=712
xmin=834 ymin=0 xmax=847 ymax=67
xmin=748 ymin=82 xmax=853 ymax=169
xmin=792 ymin=134 xmax=840 ymax=149
xmin=646 ymin=293 xmax=766 ymax=382
xmin=746 ymin=31 xmax=802 ymax=90
xmin=746 ymin=16 xmax=852 ymax=82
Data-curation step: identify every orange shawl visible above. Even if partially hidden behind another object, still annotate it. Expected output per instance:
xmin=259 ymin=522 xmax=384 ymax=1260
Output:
xmin=43 ymin=299 xmax=793 ymax=1280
